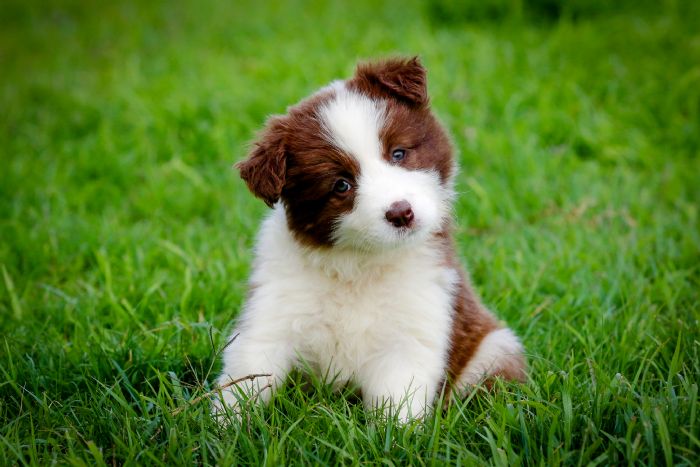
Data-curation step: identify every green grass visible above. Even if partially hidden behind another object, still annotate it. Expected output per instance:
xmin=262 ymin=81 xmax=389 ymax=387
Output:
xmin=1 ymin=0 xmax=699 ymax=464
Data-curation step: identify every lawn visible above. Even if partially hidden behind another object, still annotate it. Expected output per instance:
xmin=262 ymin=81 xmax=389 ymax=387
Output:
xmin=1 ymin=0 xmax=699 ymax=464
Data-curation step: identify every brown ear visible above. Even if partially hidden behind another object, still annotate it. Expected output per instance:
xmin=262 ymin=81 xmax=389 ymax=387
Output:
xmin=352 ymin=56 xmax=428 ymax=106
xmin=236 ymin=117 xmax=287 ymax=207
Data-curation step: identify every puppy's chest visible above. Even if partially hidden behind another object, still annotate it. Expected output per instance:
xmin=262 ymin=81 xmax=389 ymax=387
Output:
xmin=280 ymin=256 xmax=459 ymax=375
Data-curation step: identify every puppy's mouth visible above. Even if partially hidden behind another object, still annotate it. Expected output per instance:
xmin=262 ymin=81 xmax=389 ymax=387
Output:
xmin=392 ymin=223 xmax=418 ymax=236
xmin=387 ymin=220 xmax=425 ymax=245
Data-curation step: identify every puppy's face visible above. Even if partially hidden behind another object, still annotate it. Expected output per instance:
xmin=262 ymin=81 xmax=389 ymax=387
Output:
xmin=238 ymin=57 xmax=455 ymax=251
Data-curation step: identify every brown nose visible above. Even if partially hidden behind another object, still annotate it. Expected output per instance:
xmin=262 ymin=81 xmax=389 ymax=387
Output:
xmin=385 ymin=200 xmax=414 ymax=228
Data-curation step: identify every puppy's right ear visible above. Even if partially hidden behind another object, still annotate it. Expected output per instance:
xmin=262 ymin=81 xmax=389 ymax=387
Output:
xmin=236 ymin=117 xmax=287 ymax=207
xmin=353 ymin=56 xmax=428 ymax=107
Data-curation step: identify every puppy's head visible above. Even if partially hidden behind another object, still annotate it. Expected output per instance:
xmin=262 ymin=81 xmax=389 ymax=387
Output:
xmin=238 ymin=57 xmax=455 ymax=250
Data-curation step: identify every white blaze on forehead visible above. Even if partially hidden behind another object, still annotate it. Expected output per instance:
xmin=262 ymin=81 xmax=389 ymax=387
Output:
xmin=319 ymin=85 xmax=386 ymax=165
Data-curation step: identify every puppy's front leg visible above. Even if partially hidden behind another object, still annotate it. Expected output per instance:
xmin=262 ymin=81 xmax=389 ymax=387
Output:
xmin=360 ymin=348 xmax=442 ymax=423
xmin=212 ymin=329 xmax=293 ymax=421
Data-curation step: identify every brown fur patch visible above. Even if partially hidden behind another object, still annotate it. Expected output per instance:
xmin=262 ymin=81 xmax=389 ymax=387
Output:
xmin=431 ymin=233 xmax=505 ymax=401
xmin=380 ymin=100 xmax=454 ymax=183
xmin=237 ymin=89 xmax=362 ymax=247
xmin=280 ymin=91 xmax=363 ymax=247
xmin=446 ymin=271 xmax=500 ymax=385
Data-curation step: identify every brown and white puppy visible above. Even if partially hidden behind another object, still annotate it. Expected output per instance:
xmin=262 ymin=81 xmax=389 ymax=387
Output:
xmin=214 ymin=57 xmax=525 ymax=422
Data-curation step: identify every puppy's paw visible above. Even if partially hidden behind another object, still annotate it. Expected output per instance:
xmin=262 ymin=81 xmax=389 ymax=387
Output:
xmin=210 ymin=390 xmax=243 ymax=426
xmin=210 ymin=373 xmax=275 ymax=426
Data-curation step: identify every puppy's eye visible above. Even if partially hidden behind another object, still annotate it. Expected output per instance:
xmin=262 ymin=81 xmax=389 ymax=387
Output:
xmin=391 ymin=148 xmax=407 ymax=162
xmin=333 ymin=179 xmax=352 ymax=194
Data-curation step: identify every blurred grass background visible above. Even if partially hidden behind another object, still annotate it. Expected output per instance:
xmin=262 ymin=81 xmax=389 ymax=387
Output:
xmin=1 ymin=0 xmax=699 ymax=464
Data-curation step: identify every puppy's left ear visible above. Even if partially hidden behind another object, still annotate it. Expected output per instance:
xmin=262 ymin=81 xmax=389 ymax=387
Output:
xmin=352 ymin=56 xmax=428 ymax=106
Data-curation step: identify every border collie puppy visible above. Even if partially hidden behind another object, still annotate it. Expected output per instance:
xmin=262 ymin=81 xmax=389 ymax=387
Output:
xmin=214 ymin=57 xmax=525 ymax=422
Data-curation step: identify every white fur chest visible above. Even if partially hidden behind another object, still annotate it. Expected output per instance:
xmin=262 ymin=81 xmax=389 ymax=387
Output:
xmin=239 ymin=207 xmax=458 ymax=387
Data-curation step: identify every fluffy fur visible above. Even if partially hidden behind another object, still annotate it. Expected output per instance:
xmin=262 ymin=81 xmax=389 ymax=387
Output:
xmin=214 ymin=57 xmax=525 ymax=422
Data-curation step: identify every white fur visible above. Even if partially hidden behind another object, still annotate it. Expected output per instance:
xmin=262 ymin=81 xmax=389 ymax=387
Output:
xmin=319 ymin=87 xmax=386 ymax=164
xmin=456 ymin=328 xmax=524 ymax=386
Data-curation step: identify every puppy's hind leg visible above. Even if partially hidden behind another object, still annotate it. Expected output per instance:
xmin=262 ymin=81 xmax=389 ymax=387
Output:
xmin=455 ymin=327 xmax=526 ymax=391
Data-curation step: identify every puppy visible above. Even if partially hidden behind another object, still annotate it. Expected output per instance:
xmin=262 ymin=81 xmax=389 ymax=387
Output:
xmin=213 ymin=57 xmax=525 ymax=422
